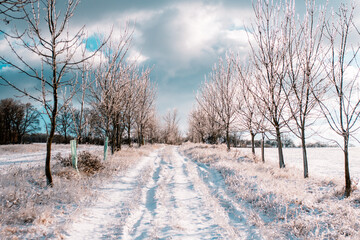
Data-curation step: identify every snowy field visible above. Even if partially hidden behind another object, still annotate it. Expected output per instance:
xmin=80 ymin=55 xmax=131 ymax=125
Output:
xmin=1 ymin=144 xmax=360 ymax=239
xmin=2 ymin=143 xmax=358 ymax=182
xmin=181 ymin=143 xmax=360 ymax=239
xmin=238 ymin=147 xmax=360 ymax=182
xmin=0 ymin=143 xmax=103 ymax=172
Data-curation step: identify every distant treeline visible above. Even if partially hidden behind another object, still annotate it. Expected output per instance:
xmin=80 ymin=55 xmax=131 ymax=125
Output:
xmin=194 ymin=134 xmax=337 ymax=149
xmin=0 ymin=97 xmax=162 ymax=146
xmin=0 ymin=98 xmax=39 ymax=144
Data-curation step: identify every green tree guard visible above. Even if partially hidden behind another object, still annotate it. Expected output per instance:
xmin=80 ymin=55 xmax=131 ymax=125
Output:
xmin=104 ymin=137 xmax=108 ymax=161
xmin=70 ymin=140 xmax=79 ymax=172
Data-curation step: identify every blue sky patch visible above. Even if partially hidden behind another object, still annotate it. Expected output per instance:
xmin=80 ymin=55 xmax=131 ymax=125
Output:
xmin=84 ymin=35 xmax=101 ymax=52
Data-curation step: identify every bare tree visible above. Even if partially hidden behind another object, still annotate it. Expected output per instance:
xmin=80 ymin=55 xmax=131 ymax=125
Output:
xmin=233 ymin=59 xmax=261 ymax=155
xmin=197 ymin=56 xmax=237 ymax=151
xmin=248 ymin=0 xmax=291 ymax=168
xmin=89 ymin=28 xmax=132 ymax=152
xmin=56 ymin=104 xmax=73 ymax=143
xmin=0 ymin=98 xmax=22 ymax=144
xmin=144 ymin=109 xmax=161 ymax=144
xmin=282 ymin=0 xmax=327 ymax=178
xmin=123 ymin=66 xmax=142 ymax=147
xmin=0 ymin=0 xmax=29 ymax=23
xmin=188 ymin=107 xmax=207 ymax=143
xmin=135 ymin=68 xmax=156 ymax=146
xmin=163 ymin=109 xmax=181 ymax=145
xmin=69 ymin=41 xmax=93 ymax=144
xmin=195 ymin=86 xmax=224 ymax=145
xmin=0 ymin=98 xmax=39 ymax=144
xmin=0 ymin=0 xmax=105 ymax=186
xmin=316 ymin=3 xmax=360 ymax=197
xmin=16 ymin=102 xmax=40 ymax=143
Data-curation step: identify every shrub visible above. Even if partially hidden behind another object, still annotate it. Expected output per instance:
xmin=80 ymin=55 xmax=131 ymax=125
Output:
xmin=55 ymin=151 xmax=104 ymax=175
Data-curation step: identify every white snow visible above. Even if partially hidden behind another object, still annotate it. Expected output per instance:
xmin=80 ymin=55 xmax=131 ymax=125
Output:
xmin=238 ymin=147 xmax=360 ymax=181
xmin=3 ymin=144 xmax=359 ymax=239
xmin=0 ymin=143 xmax=103 ymax=172
xmin=62 ymin=146 xmax=261 ymax=239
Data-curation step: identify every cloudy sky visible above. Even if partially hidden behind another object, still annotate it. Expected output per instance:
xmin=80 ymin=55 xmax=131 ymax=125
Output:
xmin=0 ymin=0 xmax=350 ymax=134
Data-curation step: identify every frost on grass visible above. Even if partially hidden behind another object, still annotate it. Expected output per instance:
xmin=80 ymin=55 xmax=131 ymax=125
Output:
xmin=0 ymin=144 xmax=155 ymax=239
xmin=180 ymin=143 xmax=360 ymax=239
xmin=55 ymin=151 xmax=105 ymax=176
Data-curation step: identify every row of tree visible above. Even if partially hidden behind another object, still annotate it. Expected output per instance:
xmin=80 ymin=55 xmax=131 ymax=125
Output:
xmin=0 ymin=0 xmax=166 ymax=186
xmin=189 ymin=0 xmax=360 ymax=197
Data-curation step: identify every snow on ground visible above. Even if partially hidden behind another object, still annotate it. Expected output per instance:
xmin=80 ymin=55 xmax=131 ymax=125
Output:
xmin=62 ymin=146 xmax=261 ymax=239
xmin=3 ymin=143 xmax=359 ymax=239
xmin=0 ymin=143 xmax=103 ymax=172
xmin=0 ymin=144 xmax=155 ymax=239
xmin=239 ymin=147 xmax=360 ymax=182
xmin=181 ymin=143 xmax=360 ymax=239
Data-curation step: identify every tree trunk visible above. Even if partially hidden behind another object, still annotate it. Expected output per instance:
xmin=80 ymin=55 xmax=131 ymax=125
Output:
xmin=119 ymin=133 xmax=122 ymax=150
xmin=261 ymin=133 xmax=265 ymax=163
xmin=226 ymin=127 xmax=230 ymax=151
xmin=45 ymin=46 xmax=59 ymax=186
xmin=138 ymin=125 xmax=144 ymax=147
xmin=17 ymin=134 xmax=23 ymax=144
xmin=111 ymin=128 xmax=115 ymax=155
xmin=138 ymin=126 xmax=141 ymax=147
xmin=127 ymin=125 xmax=131 ymax=147
xmin=141 ymin=125 xmax=145 ymax=146
xmin=344 ymin=133 xmax=351 ymax=197
xmin=118 ymin=125 xmax=125 ymax=151
xmin=275 ymin=126 xmax=285 ymax=168
xmin=115 ymin=123 xmax=119 ymax=151
xmin=45 ymin=133 xmax=54 ymax=187
xmin=301 ymin=127 xmax=309 ymax=178
xmin=45 ymin=94 xmax=57 ymax=186
xmin=250 ymin=131 xmax=255 ymax=155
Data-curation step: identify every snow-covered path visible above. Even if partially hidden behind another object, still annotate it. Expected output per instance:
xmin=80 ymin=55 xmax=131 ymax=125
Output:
xmin=63 ymin=146 xmax=260 ymax=239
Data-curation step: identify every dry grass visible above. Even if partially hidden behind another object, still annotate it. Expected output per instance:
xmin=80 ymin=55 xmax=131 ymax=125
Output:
xmin=180 ymin=142 xmax=360 ymax=239
xmin=0 ymin=144 xmax=159 ymax=239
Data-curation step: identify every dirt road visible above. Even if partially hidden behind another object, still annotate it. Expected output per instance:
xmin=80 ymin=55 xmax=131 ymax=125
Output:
xmin=63 ymin=146 xmax=260 ymax=239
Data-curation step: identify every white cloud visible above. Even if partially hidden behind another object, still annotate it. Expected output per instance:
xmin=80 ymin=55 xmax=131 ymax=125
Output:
xmin=127 ymin=49 xmax=149 ymax=64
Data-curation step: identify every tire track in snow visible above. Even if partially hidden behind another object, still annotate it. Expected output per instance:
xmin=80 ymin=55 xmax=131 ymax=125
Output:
xmin=124 ymin=146 xmax=262 ymax=239
xmin=122 ymin=146 xmax=222 ymax=239
xmin=63 ymin=146 xmax=262 ymax=239
xmin=183 ymin=152 xmax=262 ymax=239
xmin=63 ymin=149 xmax=160 ymax=239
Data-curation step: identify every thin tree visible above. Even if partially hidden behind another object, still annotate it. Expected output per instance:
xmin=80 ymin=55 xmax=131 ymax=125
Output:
xmin=197 ymin=56 xmax=237 ymax=151
xmin=163 ymin=109 xmax=181 ymax=145
xmin=316 ymin=3 xmax=360 ymax=197
xmin=233 ymin=59 xmax=261 ymax=155
xmin=16 ymin=102 xmax=40 ymax=143
xmin=89 ymin=28 xmax=132 ymax=152
xmin=70 ymin=41 xmax=93 ymax=144
xmin=0 ymin=0 xmax=105 ymax=186
xmin=282 ymin=0 xmax=327 ymax=178
xmin=188 ymin=107 xmax=207 ymax=143
xmin=195 ymin=87 xmax=223 ymax=144
xmin=56 ymin=104 xmax=73 ymax=143
xmin=124 ymin=66 xmax=142 ymax=147
xmin=135 ymin=68 xmax=156 ymax=147
xmin=248 ymin=0 xmax=291 ymax=168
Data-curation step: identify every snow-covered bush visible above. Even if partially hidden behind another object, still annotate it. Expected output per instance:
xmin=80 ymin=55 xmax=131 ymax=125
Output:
xmin=55 ymin=151 xmax=104 ymax=176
